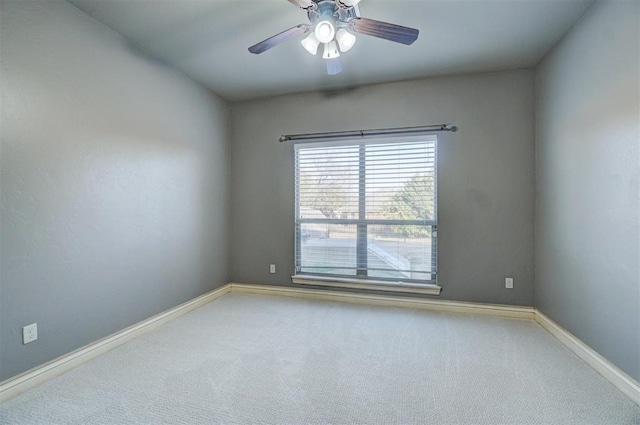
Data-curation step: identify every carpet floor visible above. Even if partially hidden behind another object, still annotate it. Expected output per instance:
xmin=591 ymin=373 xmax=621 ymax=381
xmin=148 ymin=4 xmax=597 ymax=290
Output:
xmin=1 ymin=293 xmax=639 ymax=424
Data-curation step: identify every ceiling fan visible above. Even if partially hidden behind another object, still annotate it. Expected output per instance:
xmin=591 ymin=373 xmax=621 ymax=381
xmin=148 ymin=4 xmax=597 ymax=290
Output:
xmin=248 ymin=0 xmax=419 ymax=75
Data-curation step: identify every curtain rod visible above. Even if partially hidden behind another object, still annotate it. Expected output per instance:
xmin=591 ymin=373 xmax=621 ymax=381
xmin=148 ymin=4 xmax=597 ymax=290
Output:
xmin=279 ymin=124 xmax=458 ymax=143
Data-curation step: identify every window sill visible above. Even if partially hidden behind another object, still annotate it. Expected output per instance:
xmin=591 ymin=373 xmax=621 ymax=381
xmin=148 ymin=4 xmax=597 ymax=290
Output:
xmin=291 ymin=275 xmax=442 ymax=296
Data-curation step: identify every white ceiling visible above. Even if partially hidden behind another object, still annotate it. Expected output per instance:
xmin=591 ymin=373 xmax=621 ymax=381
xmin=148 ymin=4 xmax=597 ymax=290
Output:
xmin=67 ymin=0 xmax=594 ymax=101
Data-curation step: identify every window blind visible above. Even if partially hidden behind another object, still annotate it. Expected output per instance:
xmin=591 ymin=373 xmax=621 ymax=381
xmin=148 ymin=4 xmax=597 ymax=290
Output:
xmin=295 ymin=136 xmax=437 ymax=284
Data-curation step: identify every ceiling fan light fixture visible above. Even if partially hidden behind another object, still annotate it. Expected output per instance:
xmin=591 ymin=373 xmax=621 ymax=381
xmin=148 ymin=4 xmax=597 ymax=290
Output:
xmin=315 ymin=20 xmax=336 ymax=44
xmin=247 ymin=0 xmax=420 ymax=75
xmin=301 ymin=32 xmax=321 ymax=55
xmin=322 ymin=40 xmax=340 ymax=59
xmin=336 ymin=29 xmax=356 ymax=52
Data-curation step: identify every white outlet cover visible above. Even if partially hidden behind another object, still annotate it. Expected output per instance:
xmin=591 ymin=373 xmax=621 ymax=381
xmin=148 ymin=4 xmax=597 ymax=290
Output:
xmin=23 ymin=323 xmax=38 ymax=344
xmin=269 ymin=264 xmax=276 ymax=274
xmin=505 ymin=277 xmax=514 ymax=289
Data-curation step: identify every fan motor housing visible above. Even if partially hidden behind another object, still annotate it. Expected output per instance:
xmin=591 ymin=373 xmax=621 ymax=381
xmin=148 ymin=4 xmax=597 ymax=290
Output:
xmin=307 ymin=1 xmax=359 ymax=25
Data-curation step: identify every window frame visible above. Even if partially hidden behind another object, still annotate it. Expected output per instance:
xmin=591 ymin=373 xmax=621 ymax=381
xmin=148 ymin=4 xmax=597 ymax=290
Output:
xmin=292 ymin=135 xmax=441 ymax=295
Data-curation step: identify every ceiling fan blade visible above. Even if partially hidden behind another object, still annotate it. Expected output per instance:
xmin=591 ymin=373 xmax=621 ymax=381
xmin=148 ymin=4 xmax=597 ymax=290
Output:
xmin=287 ymin=0 xmax=315 ymax=8
xmin=350 ymin=18 xmax=419 ymax=45
xmin=248 ymin=24 xmax=310 ymax=54
xmin=326 ymin=58 xmax=343 ymax=75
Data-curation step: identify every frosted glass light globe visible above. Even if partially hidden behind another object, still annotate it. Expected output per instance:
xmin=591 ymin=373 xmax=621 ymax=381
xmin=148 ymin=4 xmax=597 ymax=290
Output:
xmin=315 ymin=21 xmax=335 ymax=44
xmin=301 ymin=32 xmax=320 ymax=55
xmin=336 ymin=29 xmax=356 ymax=52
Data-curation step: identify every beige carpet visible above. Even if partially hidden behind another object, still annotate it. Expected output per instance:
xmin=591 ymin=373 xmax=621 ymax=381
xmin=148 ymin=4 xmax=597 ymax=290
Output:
xmin=1 ymin=293 xmax=639 ymax=424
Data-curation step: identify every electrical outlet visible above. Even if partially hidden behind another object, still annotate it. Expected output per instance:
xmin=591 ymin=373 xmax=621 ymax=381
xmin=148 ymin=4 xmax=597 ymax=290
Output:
xmin=269 ymin=264 xmax=276 ymax=274
xmin=505 ymin=277 xmax=514 ymax=289
xmin=23 ymin=323 xmax=38 ymax=344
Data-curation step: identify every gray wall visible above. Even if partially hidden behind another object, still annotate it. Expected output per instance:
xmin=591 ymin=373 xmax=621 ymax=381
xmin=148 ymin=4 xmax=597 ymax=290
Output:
xmin=535 ymin=1 xmax=640 ymax=381
xmin=0 ymin=0 xmax=230 ymax=381
xmin=230 ymin=70 xmax=535 ymax=306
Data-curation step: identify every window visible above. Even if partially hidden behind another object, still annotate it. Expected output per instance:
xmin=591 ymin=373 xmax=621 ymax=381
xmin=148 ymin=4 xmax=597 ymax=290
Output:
xmin=293 ymin=135 xmax=439 ymax=293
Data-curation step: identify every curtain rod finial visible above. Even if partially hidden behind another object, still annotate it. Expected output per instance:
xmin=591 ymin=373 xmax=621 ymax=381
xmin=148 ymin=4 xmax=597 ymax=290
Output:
xmin=450 ymin=125 xmax=458 ymax=132
xmin=279 ymin=135 xmax=289 ymax=143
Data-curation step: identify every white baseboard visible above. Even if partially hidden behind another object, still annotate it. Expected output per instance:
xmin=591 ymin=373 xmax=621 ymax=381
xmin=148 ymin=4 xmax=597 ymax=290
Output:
xmin=0 ymin=284 xmax=231 ymax=403
xmin=1 ymin=282 xmax=638 ymax=408
xmin=230 ymin=283 xmax=534 ymax=319
xmin=534 ymin=310 xmax=640 ymax=406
